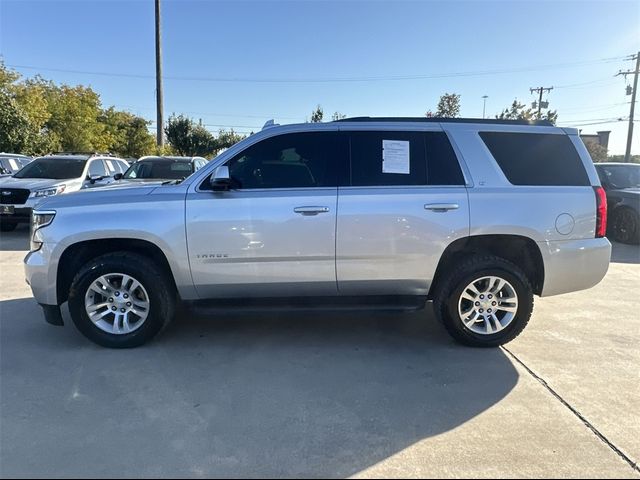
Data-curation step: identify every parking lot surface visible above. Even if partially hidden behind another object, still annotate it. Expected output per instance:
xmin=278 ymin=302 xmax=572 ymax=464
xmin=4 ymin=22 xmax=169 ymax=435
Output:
xmin=1 ymin=226 xmax=639 ymax=478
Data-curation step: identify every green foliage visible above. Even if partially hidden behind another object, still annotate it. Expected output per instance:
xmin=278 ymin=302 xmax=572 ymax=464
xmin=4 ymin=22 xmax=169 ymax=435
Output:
xmin=165 ymin=114 xmax=214 ymax=156
xmin=165 ymin=115 xmax=246 ymax=157
xmin=215 ymin=129 xmax=245 ymax=153
xmin=497 ymin=99 xmax=558 ymax=125
xmin=310 ymin=105 xmax=323 ymax=123
xmin=0 ymin=61 xmax=156 ymax=157
xmin=435 ymin=93 xmax=461 ymax=118
xmin=584 ymin=141 xmax=608 ymax=163
xmin=100 ymin=107 xmax=155 ymax=158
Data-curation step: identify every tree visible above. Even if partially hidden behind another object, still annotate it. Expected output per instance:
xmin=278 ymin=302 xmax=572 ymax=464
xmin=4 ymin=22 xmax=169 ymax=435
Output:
xmin=214 ymin=129 xmax=245 ymax=154
xmin=497 ymin=99 xmax=558 ymax=125
xmin=310 ymin=105 xmax=323 ymax=123
xmin=0 ymin=90 xmax=34 ymax=153
xmin=332 ymin=112 xmax=347 ymax=121
xmin=584 ymin=141 xmax=608 ymax=163
xmin=435 ymin=93 xmax=461 ymax=118
xmin=43 ymin=84 xmax=110 ymax=152
xmin=100 ymin=107 xmax=155 ymax=158
xmin=165 ymin=114 xmax=216 ymax=156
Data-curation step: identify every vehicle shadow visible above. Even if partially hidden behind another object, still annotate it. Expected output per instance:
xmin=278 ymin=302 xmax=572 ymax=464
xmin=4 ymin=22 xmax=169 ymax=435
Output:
xmin=610 ymin=240 xmax=640 ymax=264
xmin=1 ymin=296 xmax=519 ymax=478
xmin=0 ymin=224 xmax=29 ymax=252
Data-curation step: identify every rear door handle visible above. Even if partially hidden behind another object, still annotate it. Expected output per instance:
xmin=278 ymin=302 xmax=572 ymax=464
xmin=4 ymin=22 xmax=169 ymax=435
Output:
xmin=294 ymin=206 xmax=330 ymax=216
xmin=424 ymin=203 xmax=459 ymax=212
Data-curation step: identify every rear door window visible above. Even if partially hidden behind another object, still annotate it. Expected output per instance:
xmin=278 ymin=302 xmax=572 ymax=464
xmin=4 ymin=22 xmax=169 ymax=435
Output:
xmin=479 ymin=132 xmax=590 ymax=186
xmin=349 ymin=131 xmax=427 ymax=186
xmin=348 ymin=131 xmax=465 ymax=186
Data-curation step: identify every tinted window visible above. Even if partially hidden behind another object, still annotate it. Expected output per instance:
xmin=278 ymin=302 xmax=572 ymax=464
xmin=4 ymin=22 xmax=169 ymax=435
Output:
xmin=124 ymin=160 xmax=193 ymax=180
xmin=425 ymin=132 xmax=465 ymax=185
xmin=88 ymin=160 xmax=108 ymax=177
xmin=14 ymin=158 xmax=87 ymax=180
xmin=350 ymin=131 xmax=427 ymax=186
xmin=479 ymin=132 xmax=590 ymax=186
xmin=222 ymin=132 xmax=347 ymax=189
xmin=596 ymin=164 xmax=640 ymax=189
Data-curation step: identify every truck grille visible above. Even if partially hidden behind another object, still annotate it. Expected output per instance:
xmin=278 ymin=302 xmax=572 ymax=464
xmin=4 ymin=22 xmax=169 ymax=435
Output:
xmin=0 ymin=188 xmax=30 ymax=205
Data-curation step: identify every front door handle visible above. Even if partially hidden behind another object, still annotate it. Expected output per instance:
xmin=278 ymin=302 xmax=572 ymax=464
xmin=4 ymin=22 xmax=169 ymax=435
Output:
xmin=294 ymin=206 xmax=330 ymax=216
xmin=424 ymin=203 xmax=459 ymax=212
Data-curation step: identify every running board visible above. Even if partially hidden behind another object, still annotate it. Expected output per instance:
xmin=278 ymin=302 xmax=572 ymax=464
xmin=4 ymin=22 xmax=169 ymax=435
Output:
xmin=188 ymin=296 xmax=429 ymax=316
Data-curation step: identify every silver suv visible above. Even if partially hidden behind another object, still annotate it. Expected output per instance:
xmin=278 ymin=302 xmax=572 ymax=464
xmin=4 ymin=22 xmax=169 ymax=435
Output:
xmin=24 ymin=118 xmax=611 ymax=348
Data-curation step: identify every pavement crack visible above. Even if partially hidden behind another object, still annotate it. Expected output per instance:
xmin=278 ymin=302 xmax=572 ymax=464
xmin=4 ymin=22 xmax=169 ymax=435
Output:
xmin=502 ymin=346 xmax=640 ymax=475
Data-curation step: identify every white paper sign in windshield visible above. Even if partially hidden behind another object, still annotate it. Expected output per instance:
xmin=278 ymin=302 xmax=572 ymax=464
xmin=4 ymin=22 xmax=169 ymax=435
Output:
xmin=382 ymin=140 xmax=410 ymax=174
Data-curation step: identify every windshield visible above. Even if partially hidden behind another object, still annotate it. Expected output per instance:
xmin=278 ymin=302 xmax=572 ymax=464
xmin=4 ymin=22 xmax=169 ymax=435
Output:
xmin=13 ymin=157 xmax=87 ymax=180
xmin=123 ymin=160 xmax=193 ymax=180
xmin=597 ymin=165 xmax=640 ymax=189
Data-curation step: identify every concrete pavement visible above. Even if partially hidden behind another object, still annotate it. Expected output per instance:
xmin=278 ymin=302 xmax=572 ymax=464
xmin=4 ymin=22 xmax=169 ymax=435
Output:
xmin=1 ymin=225 xmax=638 ymax=478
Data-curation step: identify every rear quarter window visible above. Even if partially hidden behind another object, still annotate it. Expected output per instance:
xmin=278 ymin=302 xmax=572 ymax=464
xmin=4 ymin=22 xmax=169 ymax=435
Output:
xmin=479 ymin=132 xmax=590 ymax=186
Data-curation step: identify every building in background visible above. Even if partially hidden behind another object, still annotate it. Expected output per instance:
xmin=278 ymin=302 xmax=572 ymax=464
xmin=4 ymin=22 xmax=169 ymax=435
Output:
xmin=580 ymin=131 xmax=611 ymax=150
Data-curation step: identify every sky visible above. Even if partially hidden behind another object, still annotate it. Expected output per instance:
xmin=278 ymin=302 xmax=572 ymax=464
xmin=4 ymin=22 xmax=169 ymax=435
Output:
xmin=1 ymin=0 xmax=639 ymax=154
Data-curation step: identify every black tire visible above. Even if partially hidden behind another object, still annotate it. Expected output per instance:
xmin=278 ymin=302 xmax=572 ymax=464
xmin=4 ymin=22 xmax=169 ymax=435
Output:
xmin=68 ymin=252 xmax=175 ymax=348
xmin=432 ymin=255 xmax=534 ymax=348
xmin=609 ymin=207 xmax=640 ymax=245
xmin=0 ymin=221 xmax=18 ymax=232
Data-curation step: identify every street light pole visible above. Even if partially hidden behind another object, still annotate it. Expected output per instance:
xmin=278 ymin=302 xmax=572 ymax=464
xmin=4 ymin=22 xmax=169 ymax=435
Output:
xmin=155 ymin=0 xmax=164 ymax=148
xmin=482 ymin=95 xmax=488 ymax=119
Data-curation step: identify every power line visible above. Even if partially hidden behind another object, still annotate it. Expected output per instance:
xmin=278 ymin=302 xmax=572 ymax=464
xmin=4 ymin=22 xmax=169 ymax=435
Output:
xmin=5 ymin=55 xmax=628 ymax=84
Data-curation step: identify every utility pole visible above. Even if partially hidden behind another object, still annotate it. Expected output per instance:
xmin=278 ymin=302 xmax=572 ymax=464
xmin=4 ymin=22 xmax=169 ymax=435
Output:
xmin=530 ymin=86 xmax=553 ymax=119
xmin=616 ymin=51 xmax=640 ymax=162
xmin=482 ymin=95 xmax=488 ymax=119
xmin=155 ymin=0 xmax=164 ymax=148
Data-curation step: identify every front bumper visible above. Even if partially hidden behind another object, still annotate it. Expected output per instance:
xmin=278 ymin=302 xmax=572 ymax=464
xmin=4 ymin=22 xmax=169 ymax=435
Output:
xmin=0 ymin=206 xmax=32 ymax=224
xmin=538 ymin=237 xmax=612 ymax=297
xmin=24 ymin=244 xmax=59 ymax=306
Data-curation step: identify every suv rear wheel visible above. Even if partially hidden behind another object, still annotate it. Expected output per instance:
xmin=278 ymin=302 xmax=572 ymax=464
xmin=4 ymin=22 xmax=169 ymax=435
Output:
xmin=433 ymin=255 xmax=534 ymax=347
xmin=68 ymin=252 xmax=175 ymax=348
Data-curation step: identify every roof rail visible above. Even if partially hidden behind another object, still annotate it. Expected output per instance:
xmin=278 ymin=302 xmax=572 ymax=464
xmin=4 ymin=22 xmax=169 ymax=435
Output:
xmin=334 ymin=117 xmax=554 ymax=127
xmin=50 ymin=151 xmax=115 ymax=156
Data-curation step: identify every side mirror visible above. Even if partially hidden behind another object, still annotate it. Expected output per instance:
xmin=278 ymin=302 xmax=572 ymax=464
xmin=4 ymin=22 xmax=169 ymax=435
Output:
xmin=209 ymin=166 xmax=231 ymax=192
xmin=113 ymin=173 xmax=123 ymax=181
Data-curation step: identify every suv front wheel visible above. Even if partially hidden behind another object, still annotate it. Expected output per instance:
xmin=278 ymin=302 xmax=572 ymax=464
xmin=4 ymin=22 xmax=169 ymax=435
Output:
xmin=68 ymin=252 xmax=175 ymax=348
xmin=433 ymin=255 xmax=534 ymax=347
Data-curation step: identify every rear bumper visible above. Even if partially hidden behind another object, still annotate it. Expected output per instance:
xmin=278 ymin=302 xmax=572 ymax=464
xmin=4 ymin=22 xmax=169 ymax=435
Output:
xmin=538 ymin=237 xmax=611 ymax=297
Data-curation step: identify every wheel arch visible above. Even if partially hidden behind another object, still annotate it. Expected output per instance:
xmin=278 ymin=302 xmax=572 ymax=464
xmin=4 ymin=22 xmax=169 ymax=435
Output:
xmin=428 ymin=234 xmax=545 ymax=298
xmin=56 ymin=238 xmax=178 ymax=305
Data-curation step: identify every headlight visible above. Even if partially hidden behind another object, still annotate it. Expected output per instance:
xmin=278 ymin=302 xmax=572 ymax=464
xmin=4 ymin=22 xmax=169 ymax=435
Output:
xmin=30 ymin=210 xmax=56 ymax=252
xmin=33 ymin=185 xmax=66 ymax=198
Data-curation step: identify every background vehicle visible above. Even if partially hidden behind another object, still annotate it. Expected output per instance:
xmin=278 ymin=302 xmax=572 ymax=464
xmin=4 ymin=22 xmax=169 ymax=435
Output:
xmin=594 ymin=162 xmax=640 ymax=244
xmin=114 ymin=156 xmax=208 ymax=183
xmin=25 ymin=118 xmax=611 ymax=348
xmin=0 ymin=153 xmax=129 ymax=231
xmin=0 ymin=153 xmax=32 ymax=177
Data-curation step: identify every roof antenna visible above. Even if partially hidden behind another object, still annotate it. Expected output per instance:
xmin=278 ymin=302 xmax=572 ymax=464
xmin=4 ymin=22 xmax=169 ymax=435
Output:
xmin=262 ymin=119 xmax=279 ymax=130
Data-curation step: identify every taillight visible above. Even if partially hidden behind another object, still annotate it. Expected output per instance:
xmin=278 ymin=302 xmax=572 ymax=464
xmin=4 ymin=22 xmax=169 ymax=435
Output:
xmin=594 ymin=186 xmax=607 ymax=238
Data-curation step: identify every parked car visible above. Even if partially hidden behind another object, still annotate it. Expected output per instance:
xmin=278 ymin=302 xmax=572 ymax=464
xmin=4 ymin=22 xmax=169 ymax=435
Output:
xmin=0 ymin=153 xmax=129 ymax=231
xmin=114 ymin=156 xmax=208 ymax=183
xmin=25 ymin=118 xmax=611 ymax=348
xmin=594 ymin=162 xmax=640 ymax=244
xmin=0 ymin=153 xmax=32 ymax=177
